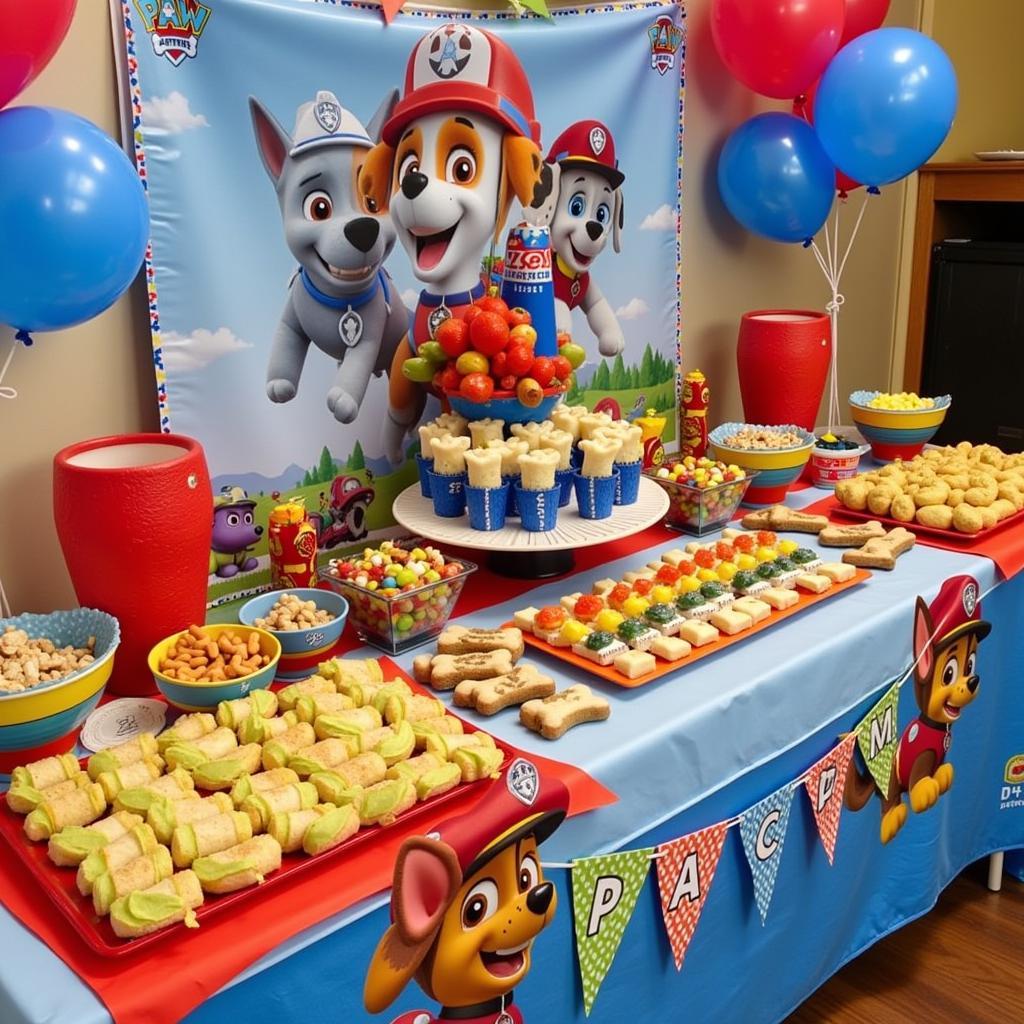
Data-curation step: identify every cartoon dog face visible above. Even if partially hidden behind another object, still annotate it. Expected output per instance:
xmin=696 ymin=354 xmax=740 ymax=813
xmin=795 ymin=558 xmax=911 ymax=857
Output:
xmin=250 ymin=92 xmax=398 ymax=296
xmin=912 ymin=596 xmax=984 ymax=725
xmin=360 ymin=111 xmax=543 ymax=291
xmin=547 ymin=165 xmax=623 ymax=274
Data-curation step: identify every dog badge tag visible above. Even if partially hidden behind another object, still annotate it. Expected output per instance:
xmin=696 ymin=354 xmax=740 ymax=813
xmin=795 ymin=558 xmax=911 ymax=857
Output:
xmin=339 ymin=308 xmax=364 ymax=347
xmin=427 ymin=303 xmax=451 ymax=338
xmin=570 ymin=278 xmax=581 ymax=300
xmin=495 ymin=1014 xmax=514 ymax=1024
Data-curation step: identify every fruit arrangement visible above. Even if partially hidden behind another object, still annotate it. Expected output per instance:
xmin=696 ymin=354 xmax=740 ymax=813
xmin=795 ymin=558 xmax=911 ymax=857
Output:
xmin=648 ymin=456 xmax=754 ymax=535
xmin=322 ymin=542 xmax=477 ymax=653
xmin=401 ymin=293 xmax=585 ymax=408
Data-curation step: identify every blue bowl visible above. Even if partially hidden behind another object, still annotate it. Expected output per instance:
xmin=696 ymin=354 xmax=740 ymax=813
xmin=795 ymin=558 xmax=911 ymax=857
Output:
xmin=446 ymin=390 xmax=566 ymax=424
xmin=148 ymin=625 xmax=281 ymax=711
xmin=238 ymin=588 xmax=348 ymax=657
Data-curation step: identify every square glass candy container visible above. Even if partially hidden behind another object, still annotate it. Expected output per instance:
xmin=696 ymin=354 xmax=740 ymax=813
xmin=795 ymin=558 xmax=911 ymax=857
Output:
xmin=319 ymin=559 xmax=478 ymax=654
xmin=649 ymin=470 xmax=756 ymax=536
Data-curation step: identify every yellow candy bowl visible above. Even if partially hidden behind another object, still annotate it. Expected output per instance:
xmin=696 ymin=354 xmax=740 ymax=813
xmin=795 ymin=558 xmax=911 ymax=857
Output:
xmin=849 ymin=390 xmax=951 ymax=462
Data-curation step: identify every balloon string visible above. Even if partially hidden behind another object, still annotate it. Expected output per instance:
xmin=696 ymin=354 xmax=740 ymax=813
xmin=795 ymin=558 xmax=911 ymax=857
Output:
xmin=0 ymin=575 xmax=10 ymax=619
xmin=0 ymin=335 xmax=19 ymax=400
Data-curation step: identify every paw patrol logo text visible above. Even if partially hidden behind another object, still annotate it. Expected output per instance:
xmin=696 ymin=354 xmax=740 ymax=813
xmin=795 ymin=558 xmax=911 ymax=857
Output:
xmin=133 ymin=0 xmax=211 ymax=67
xmin=648 ymin=16 xmax=682 ymax=76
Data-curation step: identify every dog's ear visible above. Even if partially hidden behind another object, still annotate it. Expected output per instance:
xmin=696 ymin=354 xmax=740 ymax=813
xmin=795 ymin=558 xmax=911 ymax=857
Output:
xmin=912 ymin=596 xmax=936 ymax=698
xmin=249 ymin=96 xmax=291 ymax=184
xmin=364 ymin=836 xmax=462 ymax=1013
xmin=612 ymin=188 xmax=624 ymax=254
xmin=523 ymin=160 xmax=560 ymax=229
xmin=359 ymin=141 xmax=396 ymax=214
xmin=366 ymin=89 xmax=399 ymax=145
xmin=504 ymin=135 xmax=546 ymax=210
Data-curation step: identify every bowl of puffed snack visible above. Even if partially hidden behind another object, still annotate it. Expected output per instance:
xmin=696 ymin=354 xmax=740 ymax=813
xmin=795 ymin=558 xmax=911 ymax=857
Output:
xmin=238 ymin=588 xmax=348 ymax=672
xmin=0 ymin=609 xmax=120 ymax=770
xmin=147 ymin=624 xmax=280 ymax=711
xmin=708 ymin=422 xmax=815 ymax=507
xmin=849 ymin=390 xmax=951 ymax=463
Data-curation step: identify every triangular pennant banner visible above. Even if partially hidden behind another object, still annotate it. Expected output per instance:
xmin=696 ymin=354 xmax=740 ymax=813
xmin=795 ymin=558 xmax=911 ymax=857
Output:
xmin=518 ymin=0 xmax=554 ymax=18
xmin=655 ymin=822 xmax=729 ymax=970
xmin=739 ymin=782 xmax=795 ymax=925
xmin=572 ymin=848 xmax=653 ymax=1016
xmin=803 ymin=735 xmax=857 ymax=865
xmin=856 ymin=681 xmax=902 ymax=797
xmin=380 ymin=0 xmax=405 ymax=23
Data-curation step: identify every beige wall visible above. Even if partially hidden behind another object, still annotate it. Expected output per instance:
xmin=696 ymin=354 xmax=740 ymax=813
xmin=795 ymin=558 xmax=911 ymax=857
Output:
xmin=1 ymin=0 xmax=917 ymax=613
xmin=930 ymin=0 xmax=1024 ymax=161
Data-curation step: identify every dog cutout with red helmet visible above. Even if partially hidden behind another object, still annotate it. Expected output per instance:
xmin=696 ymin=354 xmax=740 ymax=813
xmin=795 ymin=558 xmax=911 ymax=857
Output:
xmin=359 ymin=24 xmax=547 ymax=465
xmin=524 ymin=118 xmax=627 ymax=358
xmin=364 ymin=758 xmax=569 ymax=1024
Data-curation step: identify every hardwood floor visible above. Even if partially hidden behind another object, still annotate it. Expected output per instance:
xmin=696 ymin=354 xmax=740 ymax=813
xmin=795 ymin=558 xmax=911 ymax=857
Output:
xmin=788 ymin=862 xmax=1024 ymax=1024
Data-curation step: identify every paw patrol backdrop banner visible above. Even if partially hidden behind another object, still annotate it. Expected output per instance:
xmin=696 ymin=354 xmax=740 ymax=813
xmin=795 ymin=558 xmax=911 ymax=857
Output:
xmin=112 ymin=0 xmax=686 ymax=604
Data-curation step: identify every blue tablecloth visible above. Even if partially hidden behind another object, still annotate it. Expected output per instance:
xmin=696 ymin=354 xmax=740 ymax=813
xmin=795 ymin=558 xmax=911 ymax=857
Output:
xmin=3 ymin=489 xmax=1022 ymax=1024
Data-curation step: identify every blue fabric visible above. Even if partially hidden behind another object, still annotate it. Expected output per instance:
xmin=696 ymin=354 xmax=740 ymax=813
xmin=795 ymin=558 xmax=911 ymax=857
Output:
xmin=2 ymin=491 xmax=1022 ymax=1024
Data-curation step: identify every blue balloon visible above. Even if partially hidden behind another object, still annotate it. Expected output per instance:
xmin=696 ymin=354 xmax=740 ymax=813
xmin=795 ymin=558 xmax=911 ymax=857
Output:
xmin=717 ymin=112 xmax=835 ymax=244
xmin=0 ymin=107 xmax=149 ymax=333
xmin=814 ymin=28 xmax=957 ymax=186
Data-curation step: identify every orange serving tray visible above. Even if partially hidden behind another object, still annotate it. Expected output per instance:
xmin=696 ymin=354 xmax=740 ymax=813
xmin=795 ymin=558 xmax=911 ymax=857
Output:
xmin=506 ymin=568 xmax=871 ymax=688
xmin=0 ymin=658 xmax=509 ymax=956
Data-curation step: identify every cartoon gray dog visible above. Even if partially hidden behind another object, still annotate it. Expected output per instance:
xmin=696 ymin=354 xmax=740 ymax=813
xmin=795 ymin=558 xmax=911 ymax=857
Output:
xmin=250 ymin=89 xmax=408 ymax=423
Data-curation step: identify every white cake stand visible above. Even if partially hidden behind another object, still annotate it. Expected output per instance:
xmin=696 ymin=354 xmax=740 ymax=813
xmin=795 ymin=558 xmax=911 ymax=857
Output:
xmin=392 ymin=476 xmax=670 ymax=578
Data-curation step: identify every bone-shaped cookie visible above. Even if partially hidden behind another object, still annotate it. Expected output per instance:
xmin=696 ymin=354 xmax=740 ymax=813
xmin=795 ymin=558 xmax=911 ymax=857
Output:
xmin=841 ymin=527 xmax=915 ymax=570
xmin=436 ymin=625 xmax=524 ymax=660
xmin=412 ymin=650 xmax=515 ymax=691
xmin=519 ymin=684 xmax=611 ymax=740
xmin=819 ymin=520 xmax=888 ymax=547
xmin=453 ymin=664 xmax=556 ymax=715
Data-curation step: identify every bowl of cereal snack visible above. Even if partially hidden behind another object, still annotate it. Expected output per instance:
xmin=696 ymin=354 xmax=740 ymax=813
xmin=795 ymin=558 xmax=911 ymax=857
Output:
xmin=147 ymin=624 xmax=280 ymax=711
xmin=0 ymin=609 xmax=120 ymax=771
xmin=708 ymin=423 xmax=815 ymax=506
xmin=239 ymin=589 xmax=348 ymax=676
xmin=320 ymin=540 xmax=477 ymax=655
xmin=849 ymin=390 xmax=951 ymax=462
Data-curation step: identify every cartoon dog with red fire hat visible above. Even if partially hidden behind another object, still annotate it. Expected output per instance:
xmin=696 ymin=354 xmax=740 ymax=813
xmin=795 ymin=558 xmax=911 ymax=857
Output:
xmin=846 ymin=575 xmax=991 ymax=844
xmin=525 ymin=119 xmax=626 ymax=357
xmin=359 ymin=24 xmax=547 ymax=463
xmin=365 ymin=758 xmax=568 ymax=1024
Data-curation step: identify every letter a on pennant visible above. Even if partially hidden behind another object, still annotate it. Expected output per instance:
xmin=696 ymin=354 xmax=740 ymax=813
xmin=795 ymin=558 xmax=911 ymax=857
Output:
xmin=655 ymin=822 xmax=729 ymax=970
xmin=572 ymin=849 xmax=653 ymax=1016
xmin=856 ymin=681 xmax=901 ymax=796
xmin=803 ymin=734 xmax=857 ymax=865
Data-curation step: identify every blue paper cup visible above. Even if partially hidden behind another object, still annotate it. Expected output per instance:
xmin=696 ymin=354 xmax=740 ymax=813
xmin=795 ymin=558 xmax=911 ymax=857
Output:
xmin=502 ymin=474 xmax=521 ymax=517
xmin=574 ymin=473 xmax=616 ymax=520
xmin=571 ymin=445 xmax=584 ymax=471
xmin=514 ymin=484 xmax=560 ymax=532
xmin=428 ymin=470 xmax=467 ymax=518
xmin=415 ymin=455 xmax=434 ymax=498
xmin=555 ymin=467 xmax=575 ymax=508
xmin=614 ymin=460 xmax=642 ymax=505
xmin=466 ymin=484 xmax=509 ymax=531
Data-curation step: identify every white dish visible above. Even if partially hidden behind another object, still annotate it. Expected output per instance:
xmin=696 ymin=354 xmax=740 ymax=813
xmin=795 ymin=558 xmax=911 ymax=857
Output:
xmin=975 ymin=150 xmax=1024 ymax=161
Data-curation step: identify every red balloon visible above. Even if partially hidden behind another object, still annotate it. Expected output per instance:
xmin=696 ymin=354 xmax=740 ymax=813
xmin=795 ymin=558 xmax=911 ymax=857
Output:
xmin=711 ymin=0 xmax=845 ymax=99
xmin=839 ymin=0 xmax=891 ymax=47
xmin=0 ymin=0 xmax=77 ymax=109
xmin=793 ymin=83 xmax=862 ymax=195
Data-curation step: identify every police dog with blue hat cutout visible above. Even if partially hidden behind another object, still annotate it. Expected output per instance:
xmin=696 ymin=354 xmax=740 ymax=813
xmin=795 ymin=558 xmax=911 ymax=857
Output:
xmin=365 ymin=758 xmax=568 ymax=1024
xmin=249 ymin=89 xmax=408 ymax=425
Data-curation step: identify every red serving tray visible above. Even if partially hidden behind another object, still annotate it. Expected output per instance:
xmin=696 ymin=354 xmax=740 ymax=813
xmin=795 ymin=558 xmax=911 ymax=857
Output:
xmin=507 ymin=568 xmax=870 ymax=688
xmin=0 ymin=659 xmax=509 ymax=956
xmin=823 ymin=497 xmax=1024 ymax=543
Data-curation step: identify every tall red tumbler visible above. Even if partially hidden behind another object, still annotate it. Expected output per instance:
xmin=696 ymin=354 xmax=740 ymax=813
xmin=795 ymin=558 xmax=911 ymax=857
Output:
xmin=53 ymin=434 xmax=212 ymax=696
xmin=736 ymin=310 xmax=832 ymax=431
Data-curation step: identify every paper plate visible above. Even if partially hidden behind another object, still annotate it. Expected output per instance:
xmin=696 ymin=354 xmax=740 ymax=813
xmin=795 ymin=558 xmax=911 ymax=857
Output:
xmin=79 ymin=698 xmax=168 ymax=752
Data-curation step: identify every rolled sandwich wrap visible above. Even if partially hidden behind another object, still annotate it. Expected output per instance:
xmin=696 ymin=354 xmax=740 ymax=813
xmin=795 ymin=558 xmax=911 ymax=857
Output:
xmin=156 ymin=713 xmax=217 ymax=753
xmin=11 ymin=752 xmax=80 ymax=792
xmin=87 ymin=733 xmax=160 ymax=781
xmin=415 ymin=762 xmax=463 ymax=801
xmin=114 ymin=768 xmax=196 ymax=815
xmin=363 ymin=722 xmax=415 ymax=765
xmin=277 ymin=676 xmax=335 ymax=713
xmin=24 ymin=783 xmax=107 ymax=841
xmin=164 ymin=727 xmax=238 ymax=772
xmin=317 ymin=657 xmax=383 ymax=689
xmin=287 ymin=738 xmax=350 ymax=778
xmin=294 ymin=692 xmax=355 ymax=725
xmin=237 ymin=710 xmax=298 ymax=745
xmin=320 ymin=752 xmax=386 ymax=790
xmin=47 ymin=811 xmax=144 ymax=867
xmin=411 ymin=716 xmax=464 ymax=750
xmin=148 ymin=793 xmax=233 ymax=845
xmin=309 ymin=774 xmax=364 ymax=809
xmin=110 ymin=870 xmax=204 ymax=938
xmin=452 ymin=744 xmax=504 ymax=782
xmin=312 ymin=707 xmax=382 ymax=742
xmin=96 ymin=757 xmax=165 ymax=802
xmin=424 ymin=731 xmax=496 ymax=761
xmin=77 ymin=823 xmax=160 ymax=895
xmin=385 ymin=752 xmax=445 ymax=784
xmin=303 ymin=804 xmax=360 ymax=856
xmin=192 ymin=744 xmax=263 ymax=790
xmin=358 ymin=779 xmax=416 ymax=827
xmin=229 ymin=768 xmax=299 ymax=807
xmin=215 ymin=688 xmax=278 ymax=729
xmin=172 ymin=810 xmax=253 ymax=869
xmin=261 ymin=723 xmax=316 ymax=771
xmin=93 ymin=846 xmax=174 ymax=916
xmin=242 ymin=782 xmax=318 ymax=832
xmin=334 ymin=680 xmax=388 ymax=709
xmin=268 ymin=805 xmax=331 ymax=853
xmin=7 ymin=772 xmax=90 ymax=816
xmin=381 ymin=693 xmax=446 ymax=725
xmin=192 ymin=835 xmax=282 ymax=894
xmin=367 ymin=682 xmax=414 ymax=715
